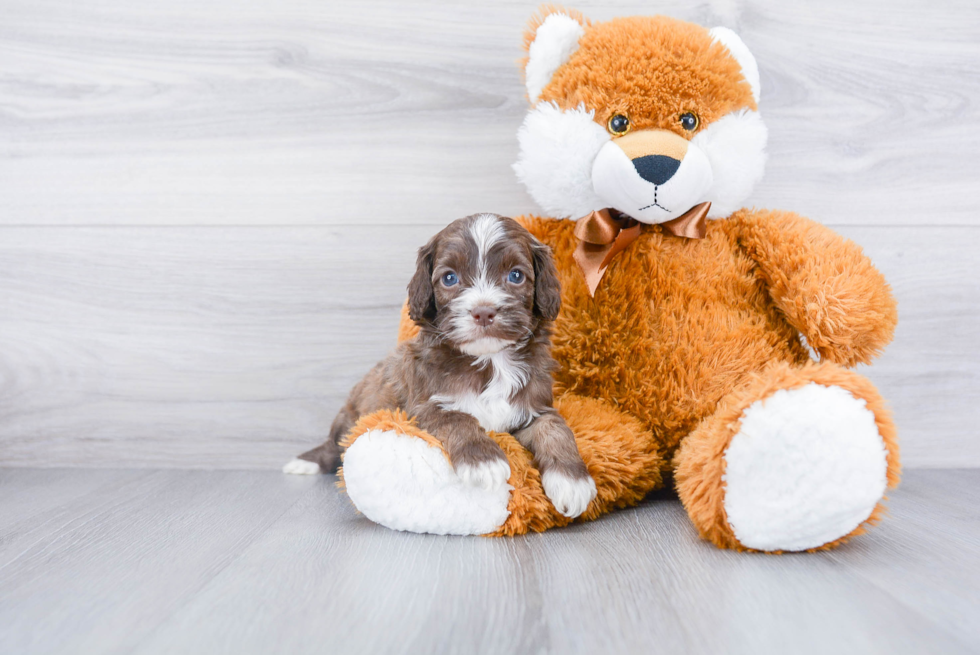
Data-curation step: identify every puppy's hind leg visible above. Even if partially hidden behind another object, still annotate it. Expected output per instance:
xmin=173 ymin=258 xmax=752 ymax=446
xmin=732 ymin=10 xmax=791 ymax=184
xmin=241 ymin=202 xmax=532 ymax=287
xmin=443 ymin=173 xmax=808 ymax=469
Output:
xmin=283 ymin=404 xmax=358 ymax=475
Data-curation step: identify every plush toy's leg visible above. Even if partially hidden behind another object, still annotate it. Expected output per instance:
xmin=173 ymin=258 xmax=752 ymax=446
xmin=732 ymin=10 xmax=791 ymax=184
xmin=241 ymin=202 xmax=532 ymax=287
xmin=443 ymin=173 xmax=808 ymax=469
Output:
xmin=338 ymin=396 xmax=663 ymax=536
xmin=338 ymin=410 xmax=512 ymax=536
xmin=673 ymin=361 xmax=901 ymax=552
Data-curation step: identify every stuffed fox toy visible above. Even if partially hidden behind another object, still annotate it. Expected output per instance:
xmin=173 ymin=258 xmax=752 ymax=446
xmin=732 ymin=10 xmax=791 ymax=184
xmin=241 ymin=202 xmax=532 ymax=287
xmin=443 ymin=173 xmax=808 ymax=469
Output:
xmin=331 ymin=9 xmax=900 ymax=552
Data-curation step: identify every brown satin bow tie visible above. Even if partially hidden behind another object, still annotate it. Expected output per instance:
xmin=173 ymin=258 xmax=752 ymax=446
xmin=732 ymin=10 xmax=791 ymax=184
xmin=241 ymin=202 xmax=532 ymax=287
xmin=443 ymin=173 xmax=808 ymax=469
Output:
xmin=573 ymin=202 xmax=711 ymax=297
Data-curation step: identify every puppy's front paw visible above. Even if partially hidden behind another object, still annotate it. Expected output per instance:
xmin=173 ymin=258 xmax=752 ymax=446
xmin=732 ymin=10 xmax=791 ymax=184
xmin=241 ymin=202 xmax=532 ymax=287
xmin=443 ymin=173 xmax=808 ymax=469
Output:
xmin=542 ymin=470 xmax=597 ymax=518
xmin=455 ymin=457 xmax=512 ymax=491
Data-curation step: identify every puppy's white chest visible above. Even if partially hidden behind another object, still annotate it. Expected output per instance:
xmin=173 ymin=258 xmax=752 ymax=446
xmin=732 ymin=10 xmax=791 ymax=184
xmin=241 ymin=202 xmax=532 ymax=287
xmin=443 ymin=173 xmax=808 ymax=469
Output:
xmin=433 ymin=351 xmax=532 ymax=433
xmin=439 ymin=391 xmax=528 ymax=434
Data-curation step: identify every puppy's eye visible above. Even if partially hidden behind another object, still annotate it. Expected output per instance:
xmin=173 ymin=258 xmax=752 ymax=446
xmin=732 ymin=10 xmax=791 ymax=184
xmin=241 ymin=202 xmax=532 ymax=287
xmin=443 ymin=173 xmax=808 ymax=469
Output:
xmin=441 ymin=272 xmax=458 ymax=287
xmin=507 ymin=269 xmax=525 ymax=284
xmin=607 ymin=114 xmax=631 ymax=136
xmin=679 ymin=112 xmax=699 ymax=131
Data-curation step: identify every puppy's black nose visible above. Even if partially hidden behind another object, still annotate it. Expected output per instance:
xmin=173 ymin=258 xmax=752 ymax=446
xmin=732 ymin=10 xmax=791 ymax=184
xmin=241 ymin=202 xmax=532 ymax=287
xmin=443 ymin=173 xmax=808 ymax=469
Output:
xmin=632 ymin=154 xmax=681 ymax=185
xmin=471 ymin=306 xmax=496 ymax=327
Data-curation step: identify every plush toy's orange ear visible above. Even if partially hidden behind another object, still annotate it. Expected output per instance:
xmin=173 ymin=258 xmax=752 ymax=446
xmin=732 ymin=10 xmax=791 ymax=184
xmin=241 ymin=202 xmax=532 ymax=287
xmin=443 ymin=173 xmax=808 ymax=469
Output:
xmin=521 ymin=6 xmax=589 ymax=103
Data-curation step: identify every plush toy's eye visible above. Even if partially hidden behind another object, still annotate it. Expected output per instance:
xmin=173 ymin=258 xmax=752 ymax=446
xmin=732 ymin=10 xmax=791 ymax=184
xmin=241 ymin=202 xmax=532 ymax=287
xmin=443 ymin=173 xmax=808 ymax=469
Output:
xmin=507 ymin=269 xmax=525 ymax=284
xmin=607 ymin=114 xmax=631 ymax=136
xmin=679 ymin=112 xmax=700 ymax=131
xmin=441 ymin=272 xmax=458 ymax=287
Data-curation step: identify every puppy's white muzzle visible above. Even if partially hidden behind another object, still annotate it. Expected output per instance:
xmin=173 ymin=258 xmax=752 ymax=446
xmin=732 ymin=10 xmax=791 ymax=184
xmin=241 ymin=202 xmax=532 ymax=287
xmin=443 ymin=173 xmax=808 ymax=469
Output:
xmin=591 ymin=129 xmax=714 ymax=224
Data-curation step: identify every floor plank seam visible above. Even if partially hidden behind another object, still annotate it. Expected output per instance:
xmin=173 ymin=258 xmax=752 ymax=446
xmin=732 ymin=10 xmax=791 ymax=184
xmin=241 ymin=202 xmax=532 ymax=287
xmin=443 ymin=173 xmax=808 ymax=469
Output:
xmin=124 ymin=476 xmax=323 ymax=652
xmin=823 ymin=556 xmax=978 ymax=652
xmin=0 ymin=470 xmax=165 ymax=576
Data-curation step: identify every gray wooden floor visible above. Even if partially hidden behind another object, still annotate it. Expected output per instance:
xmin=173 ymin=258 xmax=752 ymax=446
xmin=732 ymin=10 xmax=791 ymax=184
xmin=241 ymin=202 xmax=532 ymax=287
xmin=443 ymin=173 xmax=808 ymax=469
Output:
xmin=0 ymin=469 xmax=977 ymax=654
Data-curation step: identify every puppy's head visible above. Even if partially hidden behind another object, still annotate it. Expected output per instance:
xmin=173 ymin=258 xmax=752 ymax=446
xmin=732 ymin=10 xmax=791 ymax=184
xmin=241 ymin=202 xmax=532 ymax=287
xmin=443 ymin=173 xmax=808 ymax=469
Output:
xmin=408 ymin=213 xmax=560 ymax=356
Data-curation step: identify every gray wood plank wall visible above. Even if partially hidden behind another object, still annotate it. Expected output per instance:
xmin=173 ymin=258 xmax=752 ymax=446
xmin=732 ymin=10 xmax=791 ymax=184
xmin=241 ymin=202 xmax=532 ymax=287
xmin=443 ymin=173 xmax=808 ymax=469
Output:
xmin=1 ymin=0 xmax=978 ymax=468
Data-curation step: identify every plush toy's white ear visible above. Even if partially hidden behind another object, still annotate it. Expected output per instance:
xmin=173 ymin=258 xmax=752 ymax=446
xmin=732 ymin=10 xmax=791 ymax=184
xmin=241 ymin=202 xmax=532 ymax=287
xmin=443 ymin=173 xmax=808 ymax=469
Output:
xmin=708 ymin=27 xmax=760 ymax=103
xmin=525 ymin=13 xmax=586 ymax=103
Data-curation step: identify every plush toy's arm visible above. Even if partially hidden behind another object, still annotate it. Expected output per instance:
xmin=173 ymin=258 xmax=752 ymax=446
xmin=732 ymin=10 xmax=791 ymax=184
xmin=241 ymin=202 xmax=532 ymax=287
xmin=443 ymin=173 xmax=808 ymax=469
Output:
xmin=397 ymin=301 xmax=420 ymax=343
xmin=735 ymin=209 xmax=897 ymax=367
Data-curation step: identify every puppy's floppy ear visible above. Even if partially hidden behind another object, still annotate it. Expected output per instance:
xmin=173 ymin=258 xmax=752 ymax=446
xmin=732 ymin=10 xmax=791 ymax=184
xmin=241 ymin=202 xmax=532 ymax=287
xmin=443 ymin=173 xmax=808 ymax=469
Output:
xmin=407 ymin=240 xmax=437 ymax=324
xmin=531 ymin=239 xmax=561 ymax=321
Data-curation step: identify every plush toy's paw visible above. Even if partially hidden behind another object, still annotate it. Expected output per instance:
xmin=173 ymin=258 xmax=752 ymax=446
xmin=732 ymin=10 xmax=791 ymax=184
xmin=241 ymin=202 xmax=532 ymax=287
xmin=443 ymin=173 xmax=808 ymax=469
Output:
xmin=541 ymin=470 xmax=597 ymax=518
xmin=675 ymin=363 xmax=899 ymax=552
xmin=282 ymin=458 xmax=321 ymax=475
xmin=342 ymin=427 xmax=512 ymax=536
xmin=722 ymin=382 xmax=889 ymax=551
xmin=456 ymin=458 xmax=512 ymax=492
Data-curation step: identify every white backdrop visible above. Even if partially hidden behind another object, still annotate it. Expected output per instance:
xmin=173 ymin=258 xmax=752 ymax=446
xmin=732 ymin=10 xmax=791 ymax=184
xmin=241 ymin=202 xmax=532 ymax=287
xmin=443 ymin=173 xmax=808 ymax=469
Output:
xmin=1 ymin=0 xmax=977 ymax=468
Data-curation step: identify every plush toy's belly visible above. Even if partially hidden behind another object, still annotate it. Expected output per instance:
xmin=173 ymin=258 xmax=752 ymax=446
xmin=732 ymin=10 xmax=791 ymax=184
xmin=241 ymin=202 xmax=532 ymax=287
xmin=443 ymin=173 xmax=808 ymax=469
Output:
xmin=520 ymin=215 xmax=810 ymax=457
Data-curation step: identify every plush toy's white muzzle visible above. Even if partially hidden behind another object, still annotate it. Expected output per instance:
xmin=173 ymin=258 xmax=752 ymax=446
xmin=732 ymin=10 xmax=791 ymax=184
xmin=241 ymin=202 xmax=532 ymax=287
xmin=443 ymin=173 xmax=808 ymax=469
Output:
xmin=592 ymin=131 xmax=715 ymax=224
xmin=513 ymin=104 xmax=768 ymax=222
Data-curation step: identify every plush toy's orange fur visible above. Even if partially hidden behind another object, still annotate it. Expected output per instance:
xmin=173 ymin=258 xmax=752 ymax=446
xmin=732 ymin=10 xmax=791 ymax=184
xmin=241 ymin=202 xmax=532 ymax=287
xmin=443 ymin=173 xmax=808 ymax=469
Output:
xmin=523 ymin=211 xmax=898 ymax=459
xmin=342 ymin=10 xmax=900 ymax=550
xmin=384 ymin=212 xmax=900 ymax=545
xmin=673 ymin=361 xmax=900 ymax=552
xmin=529 ymin=12 xmax=756 ymax=131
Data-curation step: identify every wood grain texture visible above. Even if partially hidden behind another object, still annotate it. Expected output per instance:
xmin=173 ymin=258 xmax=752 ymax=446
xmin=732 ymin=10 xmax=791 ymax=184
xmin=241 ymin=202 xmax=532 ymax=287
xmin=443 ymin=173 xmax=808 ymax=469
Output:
xmin=0 ymin=225 xmax=425 ymax=468
xmin=0 ymin=0 xmax=977 ymax=226
xmin=0 ymin=469 xmax=976 ymax=654
xmin=824 ymin=468 xmax=980 ymax=646
xmin=0 ymin=225 xmax=976 ymax=468
xmin=0 ymin=469 xmax=316 ymax=654
xmin=0 ymin=0 xmax=976 ymax=467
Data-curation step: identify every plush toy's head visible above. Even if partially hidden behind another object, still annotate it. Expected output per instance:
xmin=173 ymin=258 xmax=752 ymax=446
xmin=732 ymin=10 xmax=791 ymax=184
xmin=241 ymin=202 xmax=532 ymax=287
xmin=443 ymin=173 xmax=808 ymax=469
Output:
xmin=513 ymin=9 xmax=767 ymax=223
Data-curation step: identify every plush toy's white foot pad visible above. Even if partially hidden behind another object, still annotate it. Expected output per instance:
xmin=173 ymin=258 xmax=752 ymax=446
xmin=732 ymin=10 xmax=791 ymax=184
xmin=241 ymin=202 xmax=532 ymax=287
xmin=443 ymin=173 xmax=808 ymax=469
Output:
xmin=283 ymin=458 xmax=321 ymax=475
xmin=456 ymin=459 xmax=512 ymax=491
xmin=723 ymin=383 xmax=888 ymax=551
xmin=542 ymin=470 xmax=597 ymax=518
xmin=342 ymin=430 xmax=512 ymax=536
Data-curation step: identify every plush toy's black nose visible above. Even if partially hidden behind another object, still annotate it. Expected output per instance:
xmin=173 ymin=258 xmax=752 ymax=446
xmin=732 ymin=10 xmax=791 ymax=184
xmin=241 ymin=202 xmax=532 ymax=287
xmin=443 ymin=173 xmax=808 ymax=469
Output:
xmin=632 ymin=155 xmax=681 ymax=185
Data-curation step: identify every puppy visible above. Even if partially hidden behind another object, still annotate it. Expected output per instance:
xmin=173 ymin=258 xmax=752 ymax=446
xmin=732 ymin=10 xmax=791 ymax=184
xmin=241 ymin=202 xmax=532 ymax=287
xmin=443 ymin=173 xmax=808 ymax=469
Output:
xmin=284 ymin=213 xmax=597 ymax=518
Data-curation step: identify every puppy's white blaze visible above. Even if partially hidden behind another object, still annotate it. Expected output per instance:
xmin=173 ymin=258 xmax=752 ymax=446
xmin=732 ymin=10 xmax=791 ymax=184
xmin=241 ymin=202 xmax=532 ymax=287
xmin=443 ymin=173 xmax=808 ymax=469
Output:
xmin=691 ymin=109 xmax=768 ymax=218
xmin=469 ymin=213 xmax=505 ymax=276
xmin=282 ymin=458 xmax=320 ymax=475
xmin=541 ymin=470 xmax=597 ymax=518
xmin=514 ymin=102 xmax=609 ymax=219
xmin=456 ymin=458 xmax=512 ymax=491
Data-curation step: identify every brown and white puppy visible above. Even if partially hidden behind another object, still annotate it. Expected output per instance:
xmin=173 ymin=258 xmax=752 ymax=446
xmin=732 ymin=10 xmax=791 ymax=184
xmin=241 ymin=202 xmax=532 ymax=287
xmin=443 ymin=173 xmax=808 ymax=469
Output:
xmin=284 ymin=213 xmax=597 ymax=518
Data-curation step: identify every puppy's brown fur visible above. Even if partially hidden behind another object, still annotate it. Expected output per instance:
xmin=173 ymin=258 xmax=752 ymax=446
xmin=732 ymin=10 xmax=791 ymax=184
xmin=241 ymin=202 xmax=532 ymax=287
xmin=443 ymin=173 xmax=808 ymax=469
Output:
xmin=298 ymin=214 xmax=591 ymax=505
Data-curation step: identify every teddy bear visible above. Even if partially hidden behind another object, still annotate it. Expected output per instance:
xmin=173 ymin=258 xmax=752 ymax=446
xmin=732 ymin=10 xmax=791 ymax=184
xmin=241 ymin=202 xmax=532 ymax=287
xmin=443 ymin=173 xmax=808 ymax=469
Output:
xmin=334 ymin=8 xmax=900 ymax=552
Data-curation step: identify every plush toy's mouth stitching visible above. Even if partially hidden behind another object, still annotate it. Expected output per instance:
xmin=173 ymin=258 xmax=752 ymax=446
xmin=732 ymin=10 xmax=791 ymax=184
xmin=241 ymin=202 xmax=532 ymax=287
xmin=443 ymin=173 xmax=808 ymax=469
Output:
xmin=638 ymin=185 xmax=670 ymax=212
